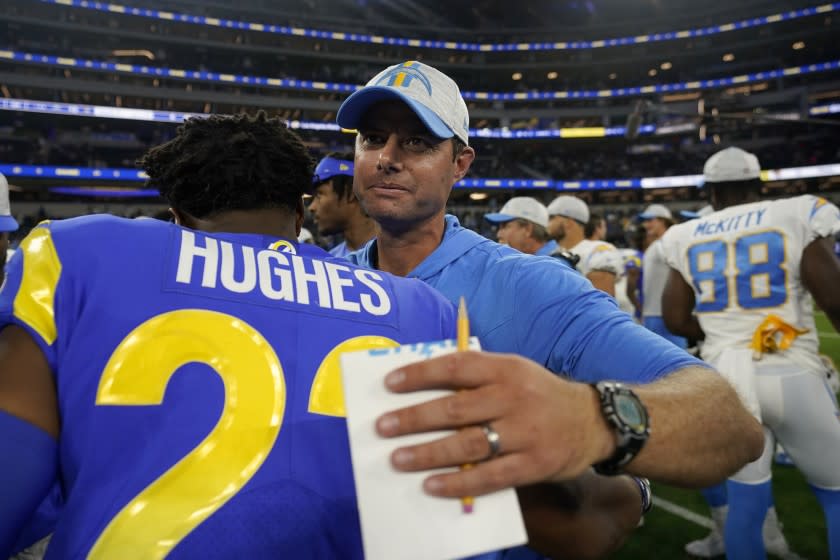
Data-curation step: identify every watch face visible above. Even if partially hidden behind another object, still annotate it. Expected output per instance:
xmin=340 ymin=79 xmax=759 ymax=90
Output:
xmin=615 ymin=394 xmax=647 ymax=433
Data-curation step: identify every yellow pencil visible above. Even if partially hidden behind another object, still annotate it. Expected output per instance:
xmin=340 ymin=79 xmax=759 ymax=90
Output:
xmin=457 ymin=297 xmax=475 ymax=514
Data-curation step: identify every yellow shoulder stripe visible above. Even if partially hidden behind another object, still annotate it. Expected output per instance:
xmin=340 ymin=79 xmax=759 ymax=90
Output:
xmin=14 ymin=227 xmax=62 ymax=345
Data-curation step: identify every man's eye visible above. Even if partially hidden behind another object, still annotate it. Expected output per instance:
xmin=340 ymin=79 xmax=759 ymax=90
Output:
xmin=405 ymin=137 xmax=429 ymax=149
xmin=361 ymin=133 xmax=384 ymax=144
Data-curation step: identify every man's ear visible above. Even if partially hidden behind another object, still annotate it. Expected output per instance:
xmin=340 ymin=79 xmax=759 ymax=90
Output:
xmin=170 ymin=208 xmax=185 ymax=226
xmin=453 ymin=145 xmax=476 ymax=182
xmin=170 ymin=208 xmax=199 ymax=229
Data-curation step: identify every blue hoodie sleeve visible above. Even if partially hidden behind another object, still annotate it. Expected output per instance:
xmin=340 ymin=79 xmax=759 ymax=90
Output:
xmin=510 ymin=256 xmax=705 ymax=384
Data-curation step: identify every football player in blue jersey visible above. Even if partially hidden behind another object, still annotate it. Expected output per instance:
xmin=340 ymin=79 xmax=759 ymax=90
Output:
xmin=0 ymin=112 xmax=461 ymax=559
xmin=336 ymin=60 xmax=764 ymax=559
xmin=309 ymin=151 xmax=377 ymax=257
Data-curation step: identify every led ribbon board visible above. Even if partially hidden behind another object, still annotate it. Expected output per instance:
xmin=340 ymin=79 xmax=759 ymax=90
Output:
xmin=38 ymin=0 xmax=840 ymax=52
xmin=3 ymin=50 xmax=840 ymax=100
xmin=4 ymin=164 xmax=839 ymax=191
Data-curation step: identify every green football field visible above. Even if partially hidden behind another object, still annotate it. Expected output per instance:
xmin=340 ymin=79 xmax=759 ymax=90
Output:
xmin=612 ymin=312 xmax=839 ymax=560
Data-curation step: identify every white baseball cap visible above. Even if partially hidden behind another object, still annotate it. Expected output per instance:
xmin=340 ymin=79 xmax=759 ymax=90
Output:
xmin=703 ymin=147 xmax=761 ymax=183
xmin=638 ymin=204 xmax=673 ymax=221
xmin=485 ymin=197 xmax=549 ymax=229
xmin=547 ymin=195 xmax=590 ymax=224
xmin=0 ymin=173 xmax=18 ymax=232
xmin=336 ymin=60 xmax=470 ymax=145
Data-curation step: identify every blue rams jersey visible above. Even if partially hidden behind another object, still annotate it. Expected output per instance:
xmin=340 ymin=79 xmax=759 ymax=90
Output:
xmin=0 ymin=215 xmax=457 ymax=559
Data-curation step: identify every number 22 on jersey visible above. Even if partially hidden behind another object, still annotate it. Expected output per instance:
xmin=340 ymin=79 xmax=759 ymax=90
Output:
xmin=89 ymin=309 xmax=397 ymax=559
xmin=687 ymin=230 xmax=787 ymax=313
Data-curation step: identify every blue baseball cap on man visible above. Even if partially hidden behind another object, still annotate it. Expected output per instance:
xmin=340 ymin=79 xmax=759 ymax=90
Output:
xmin=0 ymin=173 xmax=18 ymax=232
xmin=313 ymin=156 xmax=354 ymax=185
xmin=336 ymin=61 xmax=470 ymax=145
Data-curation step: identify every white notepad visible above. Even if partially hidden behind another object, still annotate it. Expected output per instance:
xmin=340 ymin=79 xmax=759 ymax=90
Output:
xmin=340 ymin=338 xmax=527 ymax=560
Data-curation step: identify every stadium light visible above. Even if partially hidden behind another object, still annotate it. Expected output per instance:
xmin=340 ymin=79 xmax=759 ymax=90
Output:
xmin=661 ymin=62 xmax=673 ymax=70
xmin=111 ymin=49 xmax=156 ymax=61
xmin=723 ymin=53 xmax=735 ymax=62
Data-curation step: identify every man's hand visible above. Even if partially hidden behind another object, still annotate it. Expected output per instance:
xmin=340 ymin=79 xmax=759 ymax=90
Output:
xmin=375 ymin=351 xmax=615 ymax=499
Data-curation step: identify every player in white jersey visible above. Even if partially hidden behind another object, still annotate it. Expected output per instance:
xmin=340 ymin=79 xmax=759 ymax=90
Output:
xmin=615 ymin=247 xmax=642 ymax=317
xmin=661 ymin=147 xmax=840 ymax=560
xmin=0 ymin=172 xmax=18 ymax=287
xmin=639 ymin=204 xmax=687 ymax=349
xmin=547 ymin=196 xmax=622 ymax=295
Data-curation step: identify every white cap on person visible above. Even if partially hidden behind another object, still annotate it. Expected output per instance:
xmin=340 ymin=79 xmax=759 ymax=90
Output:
xmin=485 ymin=197 xmax=549 ymax=228
xmin=547 ymin=195 xmax=590 ymax=224
xmin=0 ymin=173 xmax=19 ymax=232
xmin=637 ymin=204 xmax=673 ymax=221
xmin=639 ymin=204 xmax=674 ymax=221
xmin=703 ymin=147 xmax=761 ymax=183
xmin=336 ymin=61 xmax=470 ymax=144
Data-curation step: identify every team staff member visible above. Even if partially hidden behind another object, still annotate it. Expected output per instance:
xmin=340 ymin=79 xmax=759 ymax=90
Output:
xmin=638 ymin=204 xmax=687 ymax=349
xmin=547 ymin=195 xmax=622 ymax=295
xmin=309 ymin=152 xmax=377 ymax=257
xmin=484 ymin=197 xmax=558 ymax=256
xmin=337 ymin=60 xmax=763 ymax=560
xmin=0 ymin=113 xmax=460 ymax=558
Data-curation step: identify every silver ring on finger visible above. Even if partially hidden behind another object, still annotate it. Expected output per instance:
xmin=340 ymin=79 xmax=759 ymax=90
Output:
xmin=482 ymin=423 xmax=502 ymax=461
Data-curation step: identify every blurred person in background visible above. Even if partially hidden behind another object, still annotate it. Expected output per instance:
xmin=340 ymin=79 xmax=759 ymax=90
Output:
xmin=308 ymin=152 xmax=377 ymax=257
xmin=585 ymin=212 xmax=607 ymax=242
xmin=615 ymin=247 xmax=643 ymax=318
xmin=547 ymin=195 xmax=622 ymax=296
xmin=297 ymin=226 xmax=315 ymax=244
xmin=638 ymin=204 xmax=687 ymax=349
xmin=662 ymin=147 xmax=840 ymax=559
xmin=624 ymin=224 xmax=649 ymax=322
xmin=337 ymin=59 xmax=763 ymax=560
xmin=484 ymin=196 xmax=557 ymax=256
xmin=0 ymin=173 xmax=18 ymax=286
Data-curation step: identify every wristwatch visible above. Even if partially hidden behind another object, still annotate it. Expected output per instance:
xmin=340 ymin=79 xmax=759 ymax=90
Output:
xmin=592 ymin=381 xmax=650 ymax=476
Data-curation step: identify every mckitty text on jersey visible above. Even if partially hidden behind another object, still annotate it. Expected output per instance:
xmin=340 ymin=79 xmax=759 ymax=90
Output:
xmin=693 ymin=208 xmax=767 ymax=237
